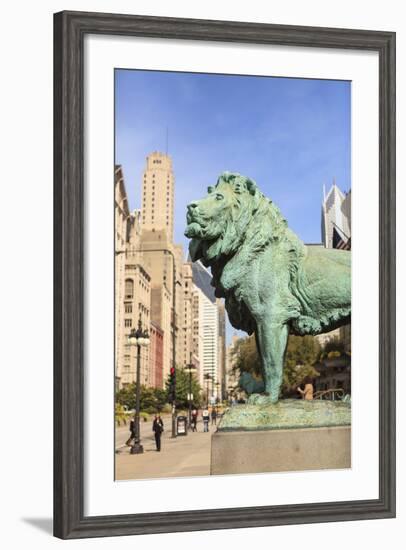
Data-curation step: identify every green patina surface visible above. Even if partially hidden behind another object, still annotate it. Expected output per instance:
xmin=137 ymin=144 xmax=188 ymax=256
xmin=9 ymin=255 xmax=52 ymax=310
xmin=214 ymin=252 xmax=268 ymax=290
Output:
xmin=185 ymin=172 xmax=351 ymax=404
xmin=218 ymin=399 xmax=351 ymax=432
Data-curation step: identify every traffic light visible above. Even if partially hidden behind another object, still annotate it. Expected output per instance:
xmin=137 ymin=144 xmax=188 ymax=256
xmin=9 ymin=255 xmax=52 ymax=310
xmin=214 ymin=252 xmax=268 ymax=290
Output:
xmin=169 ymin=366 xmax=176 ymax=403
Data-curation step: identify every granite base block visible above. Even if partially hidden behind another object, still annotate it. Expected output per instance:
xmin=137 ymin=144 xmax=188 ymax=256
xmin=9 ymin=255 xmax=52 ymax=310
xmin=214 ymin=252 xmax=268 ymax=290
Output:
xmin=211 ymin=426 xmax=351 ymax=475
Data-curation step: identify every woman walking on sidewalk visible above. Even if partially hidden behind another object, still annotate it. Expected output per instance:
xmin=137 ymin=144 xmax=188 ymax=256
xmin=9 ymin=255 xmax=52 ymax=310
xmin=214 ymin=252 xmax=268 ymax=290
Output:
xmin=152 ymin=414 xmax=164 ymax=451
xmin=202 ymin=409 xmax=210 ymax=432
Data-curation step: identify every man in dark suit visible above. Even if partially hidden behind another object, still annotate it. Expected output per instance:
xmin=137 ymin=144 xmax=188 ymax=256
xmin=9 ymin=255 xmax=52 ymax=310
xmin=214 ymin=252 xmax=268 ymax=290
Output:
xmin=152 ymin=415 xmax=164 ymax=451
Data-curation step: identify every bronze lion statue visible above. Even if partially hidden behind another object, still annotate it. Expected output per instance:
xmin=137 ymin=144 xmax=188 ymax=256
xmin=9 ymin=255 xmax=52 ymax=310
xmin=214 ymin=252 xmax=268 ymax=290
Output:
xmin=185 ymin=172 xmax=351 ymax=403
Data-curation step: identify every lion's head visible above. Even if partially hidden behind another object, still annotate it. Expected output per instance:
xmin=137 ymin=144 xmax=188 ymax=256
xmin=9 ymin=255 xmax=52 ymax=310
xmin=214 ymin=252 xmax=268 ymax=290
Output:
xmin=185 ymin=172 xmax=301 ymax=265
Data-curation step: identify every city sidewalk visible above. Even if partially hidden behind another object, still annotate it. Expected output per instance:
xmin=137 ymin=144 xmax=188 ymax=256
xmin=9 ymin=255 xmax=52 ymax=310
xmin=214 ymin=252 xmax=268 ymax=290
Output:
xmin=115 ymin=418 xmax=216 ymax=480
xmin=115 ymin=413 xmax=174 ymax=450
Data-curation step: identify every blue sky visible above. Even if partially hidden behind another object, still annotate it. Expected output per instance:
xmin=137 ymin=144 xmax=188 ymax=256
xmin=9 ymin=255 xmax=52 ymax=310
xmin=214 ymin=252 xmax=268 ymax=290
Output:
xmin=115 ymin=69 xmax=351 ymax=341
xmin=115 ymin=69 xmax=350 ymax=249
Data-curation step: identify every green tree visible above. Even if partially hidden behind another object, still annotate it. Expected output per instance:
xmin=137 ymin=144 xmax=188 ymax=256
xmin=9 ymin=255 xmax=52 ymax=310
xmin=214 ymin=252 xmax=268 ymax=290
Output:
xmin=282 ymin=335 xmax=320 ymax=395
xmin=116 ymin=384 xmax=136 ymax=411
xmin=115 ymin=384 xmax=169 ymax=413
xmin=231 ymin=333 xmax=320 ymax=396
xmin=115 ymin=403 xmax=129 ymax=426
xmin=153 ymin=388 xmax=168 ymax=410
xmin=165 ymin=367 xmax=203 ymax=409
xmin=231 ymin=335 xmax=262 ymax=377
xmin=319 ymin=336 xmax=346 ymax=359
xmin=140 ymin=386 xmax=159 ymax=413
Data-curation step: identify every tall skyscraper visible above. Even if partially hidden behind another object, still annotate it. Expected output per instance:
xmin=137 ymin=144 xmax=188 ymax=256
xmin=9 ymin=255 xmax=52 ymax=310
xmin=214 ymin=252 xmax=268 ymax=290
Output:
xmin=138 ymin=151 xmax=183 ymax=386
xmin=116 ymin=151 xmax=227 ymax=395
xmin=137 ymin=228 xmax=174 ymax=387
xmin=318 ymin=179 xmax=351 ymax=350
xmin=191 ymin=285 xmax=219 ymax=392
xmin=114 ymin=165 xmax=129 ymax=390
xmin=181 ymin=262 xmax=194 ymax=367
xmin=115 ymin=166 xmax=152 ymax=389
xmin=191 ymin=261 xmax=223 ymax=396
xmin=141 ymin=151 xmax=174 ymax=242
xmin=321 ymin=180 xmax=351 ymax=249
xmin=217 ymin=299 xmax=227 ymax=400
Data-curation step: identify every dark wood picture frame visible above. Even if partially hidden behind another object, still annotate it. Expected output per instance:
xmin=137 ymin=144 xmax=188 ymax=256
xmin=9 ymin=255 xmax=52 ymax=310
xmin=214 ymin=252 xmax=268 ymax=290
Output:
xmin=54 ymin=10 xmax=396 ymax=539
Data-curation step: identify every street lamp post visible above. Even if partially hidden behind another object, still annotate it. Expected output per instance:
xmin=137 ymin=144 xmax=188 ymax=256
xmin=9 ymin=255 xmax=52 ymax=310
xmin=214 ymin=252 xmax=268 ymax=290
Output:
xmin=215 ymin=381 xmax=220 ymax=404
xmin=204 ymin=373 xmax=212 ymax=406
xmin=128 ymin=316 xmax=150 ymax=454
xmin=184 ymin=354 xmax=197 ymax=428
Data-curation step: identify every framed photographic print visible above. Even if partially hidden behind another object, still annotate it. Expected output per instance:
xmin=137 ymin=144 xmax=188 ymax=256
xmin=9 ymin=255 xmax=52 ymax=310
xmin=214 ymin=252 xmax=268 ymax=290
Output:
xmin=54 ymin=10 xmax=396 ymax=539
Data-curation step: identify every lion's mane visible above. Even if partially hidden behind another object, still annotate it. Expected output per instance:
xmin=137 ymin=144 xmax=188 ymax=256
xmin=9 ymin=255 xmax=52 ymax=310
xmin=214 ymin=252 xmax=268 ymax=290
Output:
xmin=191 ymin=172 xmax=306 ymax=333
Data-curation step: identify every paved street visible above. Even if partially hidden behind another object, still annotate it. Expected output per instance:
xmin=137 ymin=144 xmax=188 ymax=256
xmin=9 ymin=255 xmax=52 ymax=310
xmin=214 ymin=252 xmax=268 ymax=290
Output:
xmin=115 ymin=416 xmax=216 ymax=480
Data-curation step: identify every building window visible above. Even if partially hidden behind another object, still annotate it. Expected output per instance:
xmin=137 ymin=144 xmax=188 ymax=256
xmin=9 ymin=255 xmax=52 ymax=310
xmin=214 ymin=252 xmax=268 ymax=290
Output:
xmin=124 ymin=279 xmax=134 ymax=299
xmin=124 ymin=319 xmax=132 ymax=328
xmin=124 ymin=354 xmax=131 ymax=362
xmin=124 ymin=303 xmax=132 ymax=313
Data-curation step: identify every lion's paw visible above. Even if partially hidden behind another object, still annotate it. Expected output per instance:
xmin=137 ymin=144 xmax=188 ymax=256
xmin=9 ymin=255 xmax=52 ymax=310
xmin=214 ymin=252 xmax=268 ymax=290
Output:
xmin=247 ymin=393 xmax=277 ymax=406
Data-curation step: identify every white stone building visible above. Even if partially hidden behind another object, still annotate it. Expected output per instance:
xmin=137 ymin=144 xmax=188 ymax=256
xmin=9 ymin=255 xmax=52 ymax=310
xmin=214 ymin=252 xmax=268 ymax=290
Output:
xmin=318 ymin=179 xmax=351 ymax=351
xmin=321 ymin=180 xmax=351 ymax=249
xmin=114 ymin=165 xmax=129 ymax=389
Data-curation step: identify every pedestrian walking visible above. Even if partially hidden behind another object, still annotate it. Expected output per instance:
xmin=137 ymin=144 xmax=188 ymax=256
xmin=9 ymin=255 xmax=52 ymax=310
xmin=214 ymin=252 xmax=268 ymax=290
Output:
xmin=211 ymin=407 xmax=217 ymax=426
xmin=191 ymin=408 xmax=198 ymax=432
xmin=126 ymin=418 xmax=136 ymax=446
xmin=152 ymin=414 xmax=164 ymax=451
xmin=202 ymin=408 xmax=210 ymax=432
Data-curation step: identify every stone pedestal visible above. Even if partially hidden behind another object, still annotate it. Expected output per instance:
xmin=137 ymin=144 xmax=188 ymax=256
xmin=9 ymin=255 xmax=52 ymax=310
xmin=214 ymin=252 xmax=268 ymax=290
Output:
xmin=211 ymin=426 xmax=351 ymax=475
